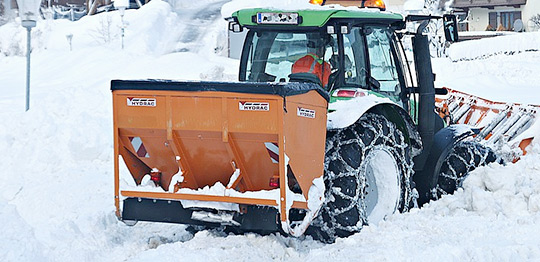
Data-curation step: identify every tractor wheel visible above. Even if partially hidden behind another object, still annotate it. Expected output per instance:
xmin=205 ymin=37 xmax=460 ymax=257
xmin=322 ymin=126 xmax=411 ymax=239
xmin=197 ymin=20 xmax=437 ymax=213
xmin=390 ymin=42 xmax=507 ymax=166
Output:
xmin=435 ymin=140 xmax=498 ymax=197
xmin=308 ymin=113 xmax=415 ymax=243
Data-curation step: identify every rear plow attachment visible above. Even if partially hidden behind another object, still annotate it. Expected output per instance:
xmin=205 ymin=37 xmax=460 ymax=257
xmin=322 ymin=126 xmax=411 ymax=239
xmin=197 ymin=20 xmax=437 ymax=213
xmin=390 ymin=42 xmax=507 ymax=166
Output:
xmin=436 ymin=88 xmax=539 ymax=161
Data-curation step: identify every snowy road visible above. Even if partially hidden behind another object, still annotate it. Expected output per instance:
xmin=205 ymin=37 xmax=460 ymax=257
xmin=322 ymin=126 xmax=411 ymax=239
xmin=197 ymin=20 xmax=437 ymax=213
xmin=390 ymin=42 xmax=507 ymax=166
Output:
xmin=1 ymin=0 xmax=539 ymax=261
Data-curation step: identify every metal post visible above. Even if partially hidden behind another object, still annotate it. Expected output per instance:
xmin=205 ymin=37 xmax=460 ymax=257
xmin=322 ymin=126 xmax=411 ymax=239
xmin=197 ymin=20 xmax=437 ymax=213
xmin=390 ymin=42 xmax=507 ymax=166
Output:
xmin=25 ymin=26 xmax=32 ymax=111
xmin=120 ymin=14 xmax=125 ymax=49
xmin=17 ymin=0 xmax=39 ymax=112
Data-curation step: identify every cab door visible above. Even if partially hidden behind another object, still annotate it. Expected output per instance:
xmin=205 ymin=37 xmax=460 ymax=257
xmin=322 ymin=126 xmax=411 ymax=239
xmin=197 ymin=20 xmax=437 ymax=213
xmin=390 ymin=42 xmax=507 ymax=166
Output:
xmin=364 ymin=26 xmax=408 ymax=108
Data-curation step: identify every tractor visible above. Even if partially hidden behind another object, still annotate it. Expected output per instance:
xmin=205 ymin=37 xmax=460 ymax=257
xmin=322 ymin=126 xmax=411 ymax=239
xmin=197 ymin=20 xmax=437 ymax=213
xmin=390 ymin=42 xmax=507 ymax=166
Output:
xmin=111 ymin=5 xmax=496 ymax=242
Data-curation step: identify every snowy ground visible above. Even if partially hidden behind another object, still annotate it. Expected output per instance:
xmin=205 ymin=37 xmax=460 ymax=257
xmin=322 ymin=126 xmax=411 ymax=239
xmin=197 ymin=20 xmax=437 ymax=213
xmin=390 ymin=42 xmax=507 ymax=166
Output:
xmin=1 ymin=0 xmax=540 ymax=261
xmin=433 ymin=32 xmax=540 ymax=105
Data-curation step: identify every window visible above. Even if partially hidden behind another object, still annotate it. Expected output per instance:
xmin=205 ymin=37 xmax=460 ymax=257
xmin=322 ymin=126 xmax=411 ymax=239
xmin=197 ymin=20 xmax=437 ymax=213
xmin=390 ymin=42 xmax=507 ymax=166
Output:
xmin=489 ymin=12 xmax=497 ymax=30
xmin=342 ymin=27 xmax=367 ymax=87
xmin=489 ymin=11 xmax=522 ymax=31
xmin=365 ymin=26 xmax=400 ymax=96
xmin=500 ymin=11 xmax=521 ymax=31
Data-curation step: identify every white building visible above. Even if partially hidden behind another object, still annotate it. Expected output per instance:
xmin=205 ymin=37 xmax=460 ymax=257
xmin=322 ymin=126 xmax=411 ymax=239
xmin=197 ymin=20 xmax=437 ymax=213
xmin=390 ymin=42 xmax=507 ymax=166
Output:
xmin=452 ymin=0 xmax=540 ymax=32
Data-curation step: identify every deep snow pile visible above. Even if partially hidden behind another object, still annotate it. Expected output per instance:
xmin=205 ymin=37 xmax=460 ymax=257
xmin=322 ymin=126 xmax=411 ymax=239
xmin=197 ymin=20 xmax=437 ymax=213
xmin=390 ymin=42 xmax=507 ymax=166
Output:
xmin=433 ymin=33 xmax=540 ymax=105
xmin=89 ymin=143 xmax=540 ymax=261
xmin=0 ymin=196 xmax=46 ymax=261
xmin=1 ymin=0 xmax=540 ymax=261
xmin=446 ymin=32 xmax=540 ymax=62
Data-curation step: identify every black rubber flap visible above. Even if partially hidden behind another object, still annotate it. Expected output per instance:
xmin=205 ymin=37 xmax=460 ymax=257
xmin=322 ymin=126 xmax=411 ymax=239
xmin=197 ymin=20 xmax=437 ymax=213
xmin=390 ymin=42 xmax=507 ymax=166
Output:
xmin=111 ymin=79 xmax=330 ymax=102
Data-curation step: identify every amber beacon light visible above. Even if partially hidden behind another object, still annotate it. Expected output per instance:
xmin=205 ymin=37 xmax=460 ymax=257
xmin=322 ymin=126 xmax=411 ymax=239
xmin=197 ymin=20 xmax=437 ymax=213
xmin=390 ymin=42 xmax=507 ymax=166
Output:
xmin=309 ymin=0 xmax=326 ymax=5
xmin=311 ymin=0 xmax=386 ymax=10
xmin=362 ymin=0 xmax=386 ymax=10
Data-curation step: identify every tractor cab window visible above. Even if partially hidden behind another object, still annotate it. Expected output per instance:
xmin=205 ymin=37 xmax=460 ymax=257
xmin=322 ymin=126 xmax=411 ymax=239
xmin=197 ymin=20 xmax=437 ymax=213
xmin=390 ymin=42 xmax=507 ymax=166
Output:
xmin=365 ymin=26 xmax=401 ymax=99
xmin=242 ymin=31 xmax=335 ymax=87
xmin=342 ymin=27 xmax=368 ymax=88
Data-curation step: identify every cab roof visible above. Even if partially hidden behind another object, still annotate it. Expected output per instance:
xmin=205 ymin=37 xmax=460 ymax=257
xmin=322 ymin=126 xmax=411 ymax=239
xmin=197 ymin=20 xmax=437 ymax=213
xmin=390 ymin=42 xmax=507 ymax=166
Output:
xmin=232 ymin=8 xmax=404 ymax=28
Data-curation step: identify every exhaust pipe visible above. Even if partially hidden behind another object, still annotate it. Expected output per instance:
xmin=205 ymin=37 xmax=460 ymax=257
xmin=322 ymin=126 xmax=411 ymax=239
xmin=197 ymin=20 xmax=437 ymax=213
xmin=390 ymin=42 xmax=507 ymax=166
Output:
xmin=412 ymin=21 xmax=436 ymax=170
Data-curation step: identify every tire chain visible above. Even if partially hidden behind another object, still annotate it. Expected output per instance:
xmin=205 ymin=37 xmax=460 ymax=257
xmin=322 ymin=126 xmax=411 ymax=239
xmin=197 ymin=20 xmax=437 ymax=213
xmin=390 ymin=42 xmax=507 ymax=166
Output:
xmin=309 ymin=114 xmax=416 ymax=242
xmin=435 ymin=140 xmax=497 ymax=198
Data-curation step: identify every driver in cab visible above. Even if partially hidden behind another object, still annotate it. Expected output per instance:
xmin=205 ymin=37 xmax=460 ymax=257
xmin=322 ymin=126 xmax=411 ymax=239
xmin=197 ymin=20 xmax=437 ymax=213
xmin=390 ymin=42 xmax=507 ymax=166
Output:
xmin=291 ymin=36 xmax=332 ymax=87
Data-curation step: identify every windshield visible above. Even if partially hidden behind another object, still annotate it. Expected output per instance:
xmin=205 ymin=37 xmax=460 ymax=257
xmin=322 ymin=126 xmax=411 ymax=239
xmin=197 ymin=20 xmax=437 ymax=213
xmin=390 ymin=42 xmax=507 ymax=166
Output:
xmin=242 ymin=31 xmax=336 ymax=87
xmin=240 ymin=28 xmax=403 ymax=93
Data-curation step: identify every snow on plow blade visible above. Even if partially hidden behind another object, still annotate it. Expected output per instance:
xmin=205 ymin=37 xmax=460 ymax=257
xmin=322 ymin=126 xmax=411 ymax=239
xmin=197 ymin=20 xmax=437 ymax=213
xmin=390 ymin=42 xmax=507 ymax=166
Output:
xmin=111 ymin=80 xmax=328 ymax=235
xmin=436 ymin=88 xmax=538 ymax=159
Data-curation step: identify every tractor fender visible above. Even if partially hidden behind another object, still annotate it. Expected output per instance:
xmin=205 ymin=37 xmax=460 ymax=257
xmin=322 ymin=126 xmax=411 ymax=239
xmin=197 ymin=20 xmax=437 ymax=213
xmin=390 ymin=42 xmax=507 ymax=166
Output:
xmin=327 ymin=95 xmax=397 ymax=130
xmin=413 ymin=124 xmax=477 ymax=205
xmin=327 ymin=95 xmax=422 ymax=156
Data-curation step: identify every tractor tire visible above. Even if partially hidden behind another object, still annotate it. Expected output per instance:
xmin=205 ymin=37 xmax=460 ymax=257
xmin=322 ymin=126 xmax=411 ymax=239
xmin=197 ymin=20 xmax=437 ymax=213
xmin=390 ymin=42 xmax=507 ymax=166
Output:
xmin=435 ymin=140 xmax=498 ymax=197
xmin=308 ymin=113 xmax=415 ymax=243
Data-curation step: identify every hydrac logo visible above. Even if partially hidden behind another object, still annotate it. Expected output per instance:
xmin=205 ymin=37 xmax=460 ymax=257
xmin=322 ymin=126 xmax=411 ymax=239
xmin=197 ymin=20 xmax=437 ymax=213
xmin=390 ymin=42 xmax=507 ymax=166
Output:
xmin=127 ymin=97 xmax=156 ymax=107
xmin=297 ymin=107 xmax=316 ymax=119
xmin=239 ymin=101 xmax=269 ymax=111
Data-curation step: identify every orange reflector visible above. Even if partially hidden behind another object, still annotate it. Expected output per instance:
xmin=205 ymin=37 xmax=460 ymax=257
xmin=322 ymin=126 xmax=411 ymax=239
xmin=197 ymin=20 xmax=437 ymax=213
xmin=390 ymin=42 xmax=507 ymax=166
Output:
xmin=309 ymin=0 xmax=325 ymax=5
xmin=362 ymin=0 xmax=386 ymax=10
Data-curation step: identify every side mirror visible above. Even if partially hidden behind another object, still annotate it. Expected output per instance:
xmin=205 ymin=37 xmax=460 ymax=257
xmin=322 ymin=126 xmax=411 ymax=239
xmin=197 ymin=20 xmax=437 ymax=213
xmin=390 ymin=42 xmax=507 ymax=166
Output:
xmin=443 ymin=14 xmax=459 ymax=43
xmin=228 ymin=21 xmax=243 ymax=33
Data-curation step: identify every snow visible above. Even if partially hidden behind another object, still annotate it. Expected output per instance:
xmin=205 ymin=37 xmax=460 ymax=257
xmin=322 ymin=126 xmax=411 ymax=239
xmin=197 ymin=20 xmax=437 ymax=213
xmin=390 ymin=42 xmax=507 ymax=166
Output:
xmin=459 ymin=30 xmax=516 ymax=37
xmin=448 ymin=124 xmax=474 ymax=137
xmin=221 ymin=0 xmax=318 ymax=17
xmin=403 ymin=0 xmax=424 ymax=11
xmin=433 ymin=32 xmax=540 ymax=105
xmin=221 ymin=0 xmax=399 ymax=19
xmin=327 ymin=92 xmax=396 ymax=129
xmin=1 ymin=0 xmax=540 ymax=261
xmin=286 ymin=176 xmax=325 ymax=237
xmin=0 ymin=197 xmax=46 ymax=261
xmin=226 ymin=168 xmax=240 ymax=188
xmin=446 ymin=32 xmax=540 ymax=62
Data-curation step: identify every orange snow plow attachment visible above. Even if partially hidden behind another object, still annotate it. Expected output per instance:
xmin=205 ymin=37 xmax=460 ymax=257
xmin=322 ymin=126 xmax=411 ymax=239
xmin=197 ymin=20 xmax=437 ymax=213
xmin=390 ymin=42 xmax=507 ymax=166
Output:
xmin=436 ymin=88 xmax=538 ymax=160
xmin=112 ymin=80 xmax=328 ymax=235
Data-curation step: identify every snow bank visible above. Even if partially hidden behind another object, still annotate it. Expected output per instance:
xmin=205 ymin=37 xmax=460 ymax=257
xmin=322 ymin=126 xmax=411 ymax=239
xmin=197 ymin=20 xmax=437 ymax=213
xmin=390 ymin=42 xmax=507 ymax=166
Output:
xmin=447 ymin=32 xmax=540 ymax=61
xmin=0 ymin=0 xmax=202 ymax=56
xmin=432 ymin=42 xmax=540 ymax=105
xmin=430 ymin=141 xmax=540 ymax=216
xmin=0 ymin=197 xmax=46 ymax=261
xmin=127 ymin=144 xmax=540 ymax=261
xmin=0 ymin=22 xmax=28 ymax=56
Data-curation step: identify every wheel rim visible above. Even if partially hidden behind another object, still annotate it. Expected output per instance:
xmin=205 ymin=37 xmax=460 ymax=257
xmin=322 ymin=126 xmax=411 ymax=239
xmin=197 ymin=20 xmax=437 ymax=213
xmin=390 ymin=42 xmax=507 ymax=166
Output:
xmin=362 ymin=147 xmax=401 ymax=224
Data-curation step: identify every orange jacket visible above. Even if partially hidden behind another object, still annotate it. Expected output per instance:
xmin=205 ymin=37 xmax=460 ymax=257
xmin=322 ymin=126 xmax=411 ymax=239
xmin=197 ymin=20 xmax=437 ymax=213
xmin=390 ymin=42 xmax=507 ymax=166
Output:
xmin=291 ymin=54 xmax=331 ymax=87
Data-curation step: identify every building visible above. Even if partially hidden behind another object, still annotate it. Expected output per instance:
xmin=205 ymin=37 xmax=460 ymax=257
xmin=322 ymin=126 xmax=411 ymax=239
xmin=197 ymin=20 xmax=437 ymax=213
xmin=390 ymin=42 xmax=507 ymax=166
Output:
xmin=452 ymin=0 xmax=540 ymax=32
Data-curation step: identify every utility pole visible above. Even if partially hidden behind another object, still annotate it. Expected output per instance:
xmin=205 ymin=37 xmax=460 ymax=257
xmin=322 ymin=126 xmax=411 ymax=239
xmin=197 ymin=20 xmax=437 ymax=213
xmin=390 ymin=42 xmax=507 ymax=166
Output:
xmin=21 ymin=16 xmax=36 ymax=111
xmin=17 ymin=0 xmax=41 ymax=111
